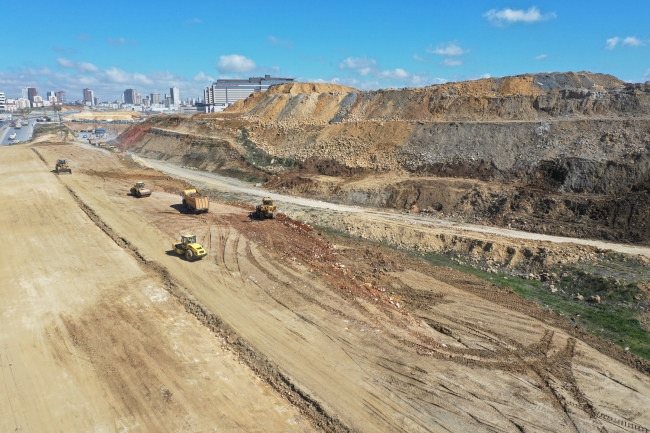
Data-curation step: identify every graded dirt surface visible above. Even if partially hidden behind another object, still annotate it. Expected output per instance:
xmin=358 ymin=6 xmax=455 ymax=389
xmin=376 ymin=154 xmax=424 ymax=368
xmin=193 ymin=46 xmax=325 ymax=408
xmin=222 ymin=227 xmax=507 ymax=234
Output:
xmin=67 ymin=110 xmax=143 ymax=121
xmin=121 ymin=72 xmax=650 ymax=244
xmin=7 ymin=140 xmax=650 ymax=432
xmin=0 ymin=145 xmax=316 ymax=432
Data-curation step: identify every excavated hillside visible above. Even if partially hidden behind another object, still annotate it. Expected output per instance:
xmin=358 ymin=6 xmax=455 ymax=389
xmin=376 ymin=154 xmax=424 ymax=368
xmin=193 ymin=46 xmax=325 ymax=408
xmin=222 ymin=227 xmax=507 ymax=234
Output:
xmin=118 ymin=72 xmax=650 ymax=244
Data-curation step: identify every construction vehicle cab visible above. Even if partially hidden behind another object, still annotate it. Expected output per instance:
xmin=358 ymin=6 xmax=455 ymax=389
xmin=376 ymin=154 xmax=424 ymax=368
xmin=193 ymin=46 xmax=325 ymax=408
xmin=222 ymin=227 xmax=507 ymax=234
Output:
xmin=172 ymin=234 xmax=207 ymax=261
xmin=130 ymin=181 xmax=152 ymax=198
xmin=55 ymin=159 xmax=72 ymax=174
xmin=255 ymin=197 xmax=277 ymax=220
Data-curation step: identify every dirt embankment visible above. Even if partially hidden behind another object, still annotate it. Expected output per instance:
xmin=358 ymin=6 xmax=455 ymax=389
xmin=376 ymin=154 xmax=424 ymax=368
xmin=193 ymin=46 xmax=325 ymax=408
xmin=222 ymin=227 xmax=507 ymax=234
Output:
xmin=118 ymin=72 xmax=650 ymax=244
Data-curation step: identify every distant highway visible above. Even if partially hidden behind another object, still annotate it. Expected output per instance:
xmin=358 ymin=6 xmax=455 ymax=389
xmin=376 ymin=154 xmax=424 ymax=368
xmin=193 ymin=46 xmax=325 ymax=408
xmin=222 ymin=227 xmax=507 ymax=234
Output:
xmin=0 ymin=118 xmax=39 ymax=146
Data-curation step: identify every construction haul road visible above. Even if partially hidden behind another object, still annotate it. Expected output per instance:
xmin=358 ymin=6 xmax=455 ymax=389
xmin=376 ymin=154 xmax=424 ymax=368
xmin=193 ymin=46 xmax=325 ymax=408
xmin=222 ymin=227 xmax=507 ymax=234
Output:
xmin=2 ymin=141 xmax=650 ymax=432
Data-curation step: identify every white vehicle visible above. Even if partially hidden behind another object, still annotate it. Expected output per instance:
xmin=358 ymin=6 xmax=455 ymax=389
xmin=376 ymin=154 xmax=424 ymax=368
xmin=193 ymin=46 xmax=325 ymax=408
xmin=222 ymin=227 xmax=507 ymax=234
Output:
xmin=9 ymin=132 xmax=16 ymax=140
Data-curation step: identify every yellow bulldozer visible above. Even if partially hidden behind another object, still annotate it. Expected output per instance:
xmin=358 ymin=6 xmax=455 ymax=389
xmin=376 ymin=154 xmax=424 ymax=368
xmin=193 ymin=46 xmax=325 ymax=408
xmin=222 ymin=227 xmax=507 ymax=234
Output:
xmin=130 ymin=181 xmax=152 ymax=198
xmin=55 ymin=159 xmax=72 ymax=174
xmin=172 ymin=234 xmax=207 ymax=261
xmin=255 ymin=197 xmax=277 ymax=220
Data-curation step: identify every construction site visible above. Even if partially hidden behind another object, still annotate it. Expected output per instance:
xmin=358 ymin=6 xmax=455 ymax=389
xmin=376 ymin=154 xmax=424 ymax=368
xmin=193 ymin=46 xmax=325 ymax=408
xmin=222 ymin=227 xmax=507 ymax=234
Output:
xmin=2 ymin=72 xmax=650 ymax=433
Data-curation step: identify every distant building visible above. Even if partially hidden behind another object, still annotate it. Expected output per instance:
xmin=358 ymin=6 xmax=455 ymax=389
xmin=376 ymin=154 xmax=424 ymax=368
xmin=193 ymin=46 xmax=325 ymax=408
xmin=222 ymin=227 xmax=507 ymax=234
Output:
xmin=32 ymin=95 xmax=44 ymax=108
xmin=22 ymin=87 xmax=29 ymax=100
xmin=0 ymin=92 xmax=5 ymax=112
xmin=150 ymin=93 xmax=161 ymax=105
xmin=94 ymin=96 xmax=100 ymax=106
xmin=48 ymin=95 xmax=58 ymax=104
xmin=202 ymin=75 xmax=294 ymax=112
xmin=55 ymin=90 xmax=66 ymax=104
xmin=83 ymin=88 xmax=94 ymax=106
xmin=16 ymin=98 xmax=31 ymax=109
xmin=170 ymin=87 xmax=179 ymax=106
xmin=46 ymin=91 xmax=56 ymax=100
xmin=124 ymin=88 xmax=138 ymax=104
xmin=27 ymin=87 xmax=38 ymax=105
xmin=4 ymin=98 xmax=17 ymax=112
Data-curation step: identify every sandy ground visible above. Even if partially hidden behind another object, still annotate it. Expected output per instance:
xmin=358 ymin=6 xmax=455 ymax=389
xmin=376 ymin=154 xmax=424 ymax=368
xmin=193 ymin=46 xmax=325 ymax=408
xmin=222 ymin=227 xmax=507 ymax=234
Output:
xmin=138 ymin=156 xmax=650 ymax=260
xmin=0 ymin=145 xmax=315 ymax=432
xmin=67 ymin=110 xmax=142 ymax=121
xmin=3 ymin=141 xmax=650 ymax=432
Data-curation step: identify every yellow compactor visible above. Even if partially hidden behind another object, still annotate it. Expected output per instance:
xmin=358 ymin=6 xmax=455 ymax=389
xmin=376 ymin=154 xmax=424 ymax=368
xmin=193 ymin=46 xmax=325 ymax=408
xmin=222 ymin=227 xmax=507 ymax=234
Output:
xmin=55 ymin=159 xmax=72 ymax=174
xmin=255 ymin=197 xmax=276 ymax=220
xmin=130 ymin=181 xmax=152 ymax=198
xmin=172 ymin=234 xmax=207 ymax=261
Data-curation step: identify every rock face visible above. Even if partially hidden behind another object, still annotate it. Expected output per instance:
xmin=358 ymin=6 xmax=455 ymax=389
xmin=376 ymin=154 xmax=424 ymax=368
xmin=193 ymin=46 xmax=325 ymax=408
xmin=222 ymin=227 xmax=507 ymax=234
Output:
xmin=119 ymin=71 xmax=650 ymax=244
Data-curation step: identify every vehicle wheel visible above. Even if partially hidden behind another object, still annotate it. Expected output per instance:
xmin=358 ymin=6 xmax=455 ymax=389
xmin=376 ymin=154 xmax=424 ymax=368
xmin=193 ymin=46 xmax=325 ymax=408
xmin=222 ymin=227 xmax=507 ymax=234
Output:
xmin=185 ymin=250 xmax=194 ymax=260
xmin=56 ymin=169 xmax=59 ymax=174
xmin=182 ymin=199 xmax=186 ymax=205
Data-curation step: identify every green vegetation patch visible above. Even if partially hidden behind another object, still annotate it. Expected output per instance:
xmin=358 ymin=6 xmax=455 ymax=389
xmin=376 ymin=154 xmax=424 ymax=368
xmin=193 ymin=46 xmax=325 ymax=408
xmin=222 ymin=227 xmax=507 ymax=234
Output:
xmin=238 ymin=127 xmax=299 ymax=172
xmin=421 ymin=251 xmax=650 ymax=360
xmin=32 ymin=123 xmax=68 ymax=139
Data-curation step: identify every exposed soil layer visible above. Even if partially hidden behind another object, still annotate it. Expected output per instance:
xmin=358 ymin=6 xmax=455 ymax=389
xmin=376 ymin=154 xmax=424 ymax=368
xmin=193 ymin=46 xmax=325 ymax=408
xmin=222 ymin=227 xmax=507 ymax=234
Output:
xmin=19 ymin=141 xmax=650 ymax=432
xmin=117 ymin=72 xmax=650 ymax=244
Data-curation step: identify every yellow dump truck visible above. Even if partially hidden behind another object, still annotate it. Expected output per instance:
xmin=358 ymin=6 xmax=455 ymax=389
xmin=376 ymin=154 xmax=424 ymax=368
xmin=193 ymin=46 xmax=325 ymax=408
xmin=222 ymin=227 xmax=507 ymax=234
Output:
xmin=181 ymin=189 xmax=210 ymax=214
xmin=255 ymin=197 xmax=277 ymax=220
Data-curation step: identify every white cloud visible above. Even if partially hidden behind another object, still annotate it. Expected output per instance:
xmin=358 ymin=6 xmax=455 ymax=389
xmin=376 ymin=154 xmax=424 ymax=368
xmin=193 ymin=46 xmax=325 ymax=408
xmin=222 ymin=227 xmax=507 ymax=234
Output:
xmin=193 ymin=71 xmax=214 ymax=82
xmin=413 ymin=53 xmax=429 ymax=62
xmin=107 ymin=37 xmax=138 ymax=46
xmin=606 ymin=36 xmax=646 ymax=50
xmin=377 ymin=68 xmax=410 ymax=80
xmin=56 ymin=58 xmax=99 ymax=73
xmin=336 ymin=55 xmax=446 ymax=87
xmin=338 ymin=57 xmax=378 ymax=70
xmin=427 ymin=42 xmax=468 ymax=56
xmin=484 ymin=7 xmax=555 ymax=25
xmin=643 ymin=69 xmax=650 ymax=81
xmin=0 ymin=63 xmax=211 ymax=102
xmin=268 ymin=36 xmax=294 ymax=48
xmin=183 ymin=18 xmax=202 ymax=26
xmin=535 ymin=54 xmax=548 ymax=60
xmin=605 ymin=37 xmax=620 ymax=50
xmin=622 ymin=36 xmax=646 ymax=47
xmin=331 ymin=77 xmax=380 ymax=90
xmin=440 ymin=58 xmax=463 ymax=67
xmin=217 ymin=54 xmax=257 ymax=74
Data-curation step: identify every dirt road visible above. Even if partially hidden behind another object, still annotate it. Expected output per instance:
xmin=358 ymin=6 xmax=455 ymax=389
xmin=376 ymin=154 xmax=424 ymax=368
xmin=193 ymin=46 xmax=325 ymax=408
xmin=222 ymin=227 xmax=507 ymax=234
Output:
xmin=11 ymin=141 xmax=648 ymax=432
xmin=0 ymin=145 xmax=316 ymax=432
xmin=138 ymin=156 xmax=650 ymax=259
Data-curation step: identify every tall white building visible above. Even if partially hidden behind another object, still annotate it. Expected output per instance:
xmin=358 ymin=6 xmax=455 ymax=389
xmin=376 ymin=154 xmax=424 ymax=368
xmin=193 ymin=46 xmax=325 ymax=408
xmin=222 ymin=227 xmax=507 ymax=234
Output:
xmin=170 ymin=87 xmax=180 ymax=106
xmin=0 ymin=92 xmax=5 ymax=112
xmin=21 ymin=87 xmax=28 ymax=100
xmin=203 ymin=75 xmax=294 ymax=112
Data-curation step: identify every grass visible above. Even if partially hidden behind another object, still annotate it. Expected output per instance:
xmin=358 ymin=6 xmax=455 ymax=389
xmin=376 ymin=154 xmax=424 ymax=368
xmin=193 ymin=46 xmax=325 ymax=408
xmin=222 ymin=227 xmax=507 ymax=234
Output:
xmin=32 ymin=123 xmax=68 ymax=139
xmin=421 ymin=251 xmax=650 ymax=360
xmin=238 ymin=127 xmax=299 ymax=172
xmin=304 ymin=217 xmax=650 ymax=361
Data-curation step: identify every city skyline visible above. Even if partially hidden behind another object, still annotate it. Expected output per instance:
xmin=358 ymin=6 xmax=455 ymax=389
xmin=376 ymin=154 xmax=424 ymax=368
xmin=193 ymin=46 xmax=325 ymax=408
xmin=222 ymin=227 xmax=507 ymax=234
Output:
xmin=0 ymin=0 xmax=648 ymax=101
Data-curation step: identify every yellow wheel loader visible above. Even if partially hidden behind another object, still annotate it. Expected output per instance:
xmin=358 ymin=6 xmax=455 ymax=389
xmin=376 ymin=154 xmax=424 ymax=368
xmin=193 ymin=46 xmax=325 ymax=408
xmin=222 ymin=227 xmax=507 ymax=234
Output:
xmin=172 ymin=234 xmax=207 ymax=261
xmin=55 ymin=159 xmax=72 ymax=174
xmin=255 ymin=197 xmax=276 ymax=220
xmin=130 ymin=181 xmax=152 ymax=198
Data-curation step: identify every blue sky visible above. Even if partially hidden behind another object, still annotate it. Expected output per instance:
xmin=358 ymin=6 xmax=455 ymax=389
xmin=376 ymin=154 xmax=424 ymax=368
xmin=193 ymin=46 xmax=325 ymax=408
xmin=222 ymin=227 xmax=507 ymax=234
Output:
xmin=1 ymin=0 xmax=648 ymax=101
